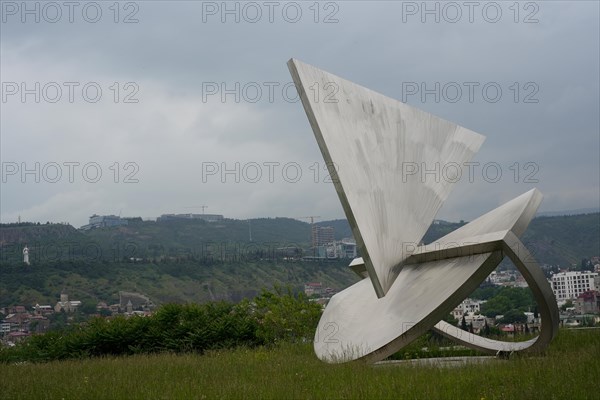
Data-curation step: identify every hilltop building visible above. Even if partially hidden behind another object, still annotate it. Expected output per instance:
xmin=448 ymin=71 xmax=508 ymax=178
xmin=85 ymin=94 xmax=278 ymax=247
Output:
xmin=80 ymin=214 xmax=128 ymax=230
xmin=157 ymin=213 xmax=224 ymax=222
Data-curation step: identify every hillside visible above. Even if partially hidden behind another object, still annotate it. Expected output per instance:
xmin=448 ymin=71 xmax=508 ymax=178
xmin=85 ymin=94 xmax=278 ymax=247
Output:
xmin=0 ymin=223 xmax=89 ymax=249
xmin=1 ymin=213 xmax=598 ymax=307
xmin=318 ymin=213 xmax=600 ymax=268
xmin=4 ymin=213 xmax=597 ymax=266
xmin=521 ymin=213 xmax=600 ymax=267
xmin=0 ymin=259 xmax=358 ymax=307
xmin=88 ymin=217 xmax=313 ymax=249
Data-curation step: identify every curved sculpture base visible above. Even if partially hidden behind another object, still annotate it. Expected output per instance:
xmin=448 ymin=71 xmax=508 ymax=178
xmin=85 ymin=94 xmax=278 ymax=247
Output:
xmin=314 ymin=253 xmax=502 ymax=363
xmin=434 ymin=321 xmax=537 ymax=354
xmin=314 ymin=190 xmax=559 ymax=364
xmin=432 ymin=230 xmax=559 ymax=355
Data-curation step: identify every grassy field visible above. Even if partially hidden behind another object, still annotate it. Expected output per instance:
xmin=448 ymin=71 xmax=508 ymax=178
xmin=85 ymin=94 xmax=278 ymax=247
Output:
xmin=1 ymin=328 xmax=598 ymax=399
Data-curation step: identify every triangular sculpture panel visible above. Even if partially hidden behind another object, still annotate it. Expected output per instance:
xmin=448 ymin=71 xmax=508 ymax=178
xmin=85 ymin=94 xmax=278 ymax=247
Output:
xmin=288 ymin=59 xmax=559 ymax=363
xmin=288 ymin=59 xmax=485 ymax=297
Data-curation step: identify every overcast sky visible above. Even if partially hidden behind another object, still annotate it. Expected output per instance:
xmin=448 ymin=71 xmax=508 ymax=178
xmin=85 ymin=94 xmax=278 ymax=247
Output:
xmin=1 ymin=1 xmax=598 ymax=228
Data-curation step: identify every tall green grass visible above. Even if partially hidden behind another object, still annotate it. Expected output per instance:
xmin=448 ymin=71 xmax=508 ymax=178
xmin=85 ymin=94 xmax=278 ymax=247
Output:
xmin=0 ymin=329 xmax=598 ymax=399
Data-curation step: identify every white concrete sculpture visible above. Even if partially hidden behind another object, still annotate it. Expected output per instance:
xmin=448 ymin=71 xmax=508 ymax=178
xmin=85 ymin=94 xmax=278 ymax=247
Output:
xmin=288 ymin=59 xmax=559 ymax=363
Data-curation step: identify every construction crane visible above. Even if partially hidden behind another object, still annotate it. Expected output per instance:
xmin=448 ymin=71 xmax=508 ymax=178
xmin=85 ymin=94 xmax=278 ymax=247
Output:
xmin=298 ymin=216 xmax=321 ymax=225
xmin=184 ymin=205 xmax=208 ymax=214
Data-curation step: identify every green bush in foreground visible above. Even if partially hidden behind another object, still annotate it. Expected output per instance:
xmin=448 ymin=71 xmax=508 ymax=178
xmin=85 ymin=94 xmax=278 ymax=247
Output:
xmin=0 ymin=286 xmax=565 ymax=365
xmin=0 ymin=288 xmax=322 ymax=363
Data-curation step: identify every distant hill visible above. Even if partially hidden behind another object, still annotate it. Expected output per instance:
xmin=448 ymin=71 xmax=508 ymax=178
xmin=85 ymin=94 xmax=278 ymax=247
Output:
xmin=1 ymin=213 xmax=598 ymax=306
xmin=521 ymin=213 xmax=600 ymax=267
xmin=0 ymin=258 xmax=358 ymax=307
xmin=318 ymin=213 xmax=600 ymax=268
xmin=0 ymin=223 xmax=83 ymax=246
xmin=536 ymin=208 xmax=600 ymax=217
xmin=315 ymin=219 xmax=353 ymax=239
xmin=0 ymin=218 xmax=311 ymax=264
xmin=2 ymin=213 xmax=598 ymax=267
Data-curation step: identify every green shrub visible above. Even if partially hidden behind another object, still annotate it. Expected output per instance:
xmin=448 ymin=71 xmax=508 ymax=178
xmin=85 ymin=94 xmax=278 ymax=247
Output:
xmin=253 ymin=287 xmax=323 ymax=344
xmin=0 ymin=288 xmax=320 ymax=363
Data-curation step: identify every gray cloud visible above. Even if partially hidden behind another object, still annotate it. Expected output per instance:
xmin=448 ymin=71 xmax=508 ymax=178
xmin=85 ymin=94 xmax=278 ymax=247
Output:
xmin=1 ymin=1 xmax=598 ymax=227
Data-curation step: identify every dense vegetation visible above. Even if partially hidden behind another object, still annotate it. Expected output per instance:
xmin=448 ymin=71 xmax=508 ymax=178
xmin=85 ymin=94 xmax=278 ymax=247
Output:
xmin=0 ymin=259 xmax=357 ymax=306
xmin=2 ymin=213 xmax=598 ymax=266
xmin=0 ymin=288 xmax=322 ymax=363
xmin=1 ymin=213 xmax=598 ymax=307
xmin=0 ymin=286 xmax=578 ymax=365
xmin=0 ymin=218 xmax=316 ymax=264
xmin=470 ymin=286 xmax=536 ymax=317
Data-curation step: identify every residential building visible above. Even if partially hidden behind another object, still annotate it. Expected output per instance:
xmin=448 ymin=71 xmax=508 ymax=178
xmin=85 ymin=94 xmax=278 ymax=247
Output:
xmin=325 ymin=238 xmax=358 ymax=259
xmin=6 ymin=331 xmax=30 ymax=344
xmin=551 ymin=271 xmax=598 ymax=302
xmin=0 ymin=322 xmax=10 ymax=335
xmin=464 ymin=313 xmax=487 ymax=331
xmin=2 ymin=313 xmax=30 ymax=332
xmin=574 ymin=291 xmax=600 ymax=315
xmin=451 ymin=298 xmax=484 ymax=320
xmin=33 ymin=304 xmax=54 ymax=316
xmin=305 ymin=282 xmax=323 ymax=297
xmin=312 ymin=226 xmax=334 ymax=247
xmin=501 ymin=324 xmax=516 ymax=335
xmin=488 ymin=270 xmax=516 ymax=285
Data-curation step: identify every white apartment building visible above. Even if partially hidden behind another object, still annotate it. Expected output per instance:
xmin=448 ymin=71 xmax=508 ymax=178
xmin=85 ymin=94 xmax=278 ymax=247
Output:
xmin=325 ymin=239 xmax=358 ymax=259
xmin=551 ymin=271 xmax=598 ymax=302
xmin=451 ymin=298 xmax=484 ymax=320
